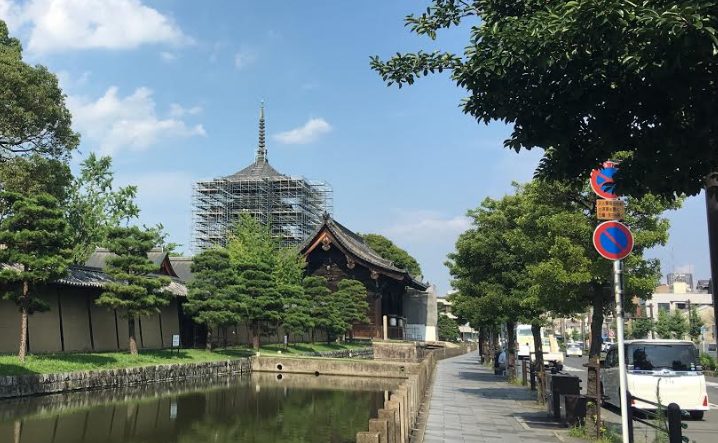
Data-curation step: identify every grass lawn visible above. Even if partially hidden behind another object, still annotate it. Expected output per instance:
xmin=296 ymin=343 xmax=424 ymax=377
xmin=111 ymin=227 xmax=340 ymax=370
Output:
xmin=0 ymin=342 xmax=372 ymax=376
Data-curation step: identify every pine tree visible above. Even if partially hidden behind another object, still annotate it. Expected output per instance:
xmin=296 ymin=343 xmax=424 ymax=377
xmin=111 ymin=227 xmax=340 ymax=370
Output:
xmin=240 ymin=262 xmax=283 ymax=349
xmin=275 ymin=247 xmax=312 ymax=345
xmin=688 ymin=307 xmax=705 ymax=343
xmin=184 ymin=248 xmax=243 ymax=350
xmin=303 ymin=276 xmax=336 ymax=342
xmin=332 ymin=279 xmax=369 ymax=340
xmin=227 ymin=215 xmax=284 ymax=350
xmin=0 ymin=191 xmax=71 ymax=362
xmin=96 ymin=226 xmax=170 ymax=355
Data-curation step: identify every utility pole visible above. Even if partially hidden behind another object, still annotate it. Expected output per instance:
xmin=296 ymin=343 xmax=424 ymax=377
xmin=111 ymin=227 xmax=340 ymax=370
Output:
xmin=705 ymin=173 xmax=718 ymax=362
xmin=614 ymin=260 xmax=630 ymax=443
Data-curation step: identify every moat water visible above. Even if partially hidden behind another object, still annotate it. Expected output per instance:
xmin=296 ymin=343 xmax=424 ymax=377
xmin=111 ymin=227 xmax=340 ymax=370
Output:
xmin=0 ymin=372 xmax=396 ymax=443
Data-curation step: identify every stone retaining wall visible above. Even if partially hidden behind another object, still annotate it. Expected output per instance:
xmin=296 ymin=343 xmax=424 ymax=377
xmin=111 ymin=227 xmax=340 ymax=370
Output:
xmin=252 ymin=354 xmax=417 ymax=378
xmin=0 ymin=358 xmax=250 ymax=399
xmin=300 ymin=347 xmax=373 ymax=359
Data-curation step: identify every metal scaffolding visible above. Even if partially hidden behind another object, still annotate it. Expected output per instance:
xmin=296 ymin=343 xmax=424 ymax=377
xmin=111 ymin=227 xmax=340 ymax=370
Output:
xmin=192 ymin=105 xmax=332 ymax=251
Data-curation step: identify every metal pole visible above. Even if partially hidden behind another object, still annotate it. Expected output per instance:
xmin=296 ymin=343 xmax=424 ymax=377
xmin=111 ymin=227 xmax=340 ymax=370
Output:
xmin=666 ymin=403 xmax=683 ymax=443
xmin=705 ymin=173 xmax=718 ymax=362
xmin=614 ymin=259 xmax=630 ymax=443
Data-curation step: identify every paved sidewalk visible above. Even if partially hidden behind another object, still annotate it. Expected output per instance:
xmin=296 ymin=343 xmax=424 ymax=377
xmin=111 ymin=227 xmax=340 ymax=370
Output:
xmin=423 ymin=352 xmax=563 ymax=443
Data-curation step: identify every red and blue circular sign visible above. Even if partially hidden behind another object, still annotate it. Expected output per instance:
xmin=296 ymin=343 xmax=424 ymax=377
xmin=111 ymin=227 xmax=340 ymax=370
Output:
xmin=590 ymin=161 xmax=619 ymax=199
xmin=593 ymin=221 xmax=634 ymax=260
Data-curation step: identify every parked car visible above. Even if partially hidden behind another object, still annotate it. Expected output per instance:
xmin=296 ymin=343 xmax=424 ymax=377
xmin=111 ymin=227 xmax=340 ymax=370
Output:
xmin=602 ymin=339 xmax=709 ymax=420
xmin=601 ymin=340 xmax=615 ymax=353
xmin=566 ymin=343 xmax=583 ymax=357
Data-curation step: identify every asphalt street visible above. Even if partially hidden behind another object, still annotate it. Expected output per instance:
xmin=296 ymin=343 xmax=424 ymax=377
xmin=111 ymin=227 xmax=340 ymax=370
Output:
xmin=562 ymin=356 xmax=718 ymax=443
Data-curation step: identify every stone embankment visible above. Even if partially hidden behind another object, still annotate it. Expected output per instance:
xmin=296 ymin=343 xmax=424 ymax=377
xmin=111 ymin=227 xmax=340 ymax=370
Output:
xmin=0 ymin=358 xmax=250 ymax=399
xmin=299 ymin=347 xmax=373 ymax=359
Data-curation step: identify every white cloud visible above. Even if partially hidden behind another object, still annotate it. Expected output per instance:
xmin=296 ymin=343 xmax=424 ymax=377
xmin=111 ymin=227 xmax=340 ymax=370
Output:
xmin=169 ymin=103 xmax=202 ymax=118
xmin=4 ymin=0 xmax=189 ymax=53
xmin=234 ymin=49 xmax=256 ymax=70
xmin=68 ymin=86 xmax=206 ymax=155
xmin=273 ymin=118 xmax=332 ymax=144
xmin=381 ymin=211 xmax=471 ymax=244
xmin=160 ymin=51 xmax=177 ymax=62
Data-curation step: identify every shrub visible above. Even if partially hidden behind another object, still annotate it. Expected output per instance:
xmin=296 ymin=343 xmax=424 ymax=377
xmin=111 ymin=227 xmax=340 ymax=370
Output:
xmin=699 ymin=353 xmax=716 ymax=371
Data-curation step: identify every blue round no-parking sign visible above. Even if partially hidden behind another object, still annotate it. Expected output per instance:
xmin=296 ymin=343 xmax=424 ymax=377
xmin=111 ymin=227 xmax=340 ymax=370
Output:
xmin=592 ymin=221 xmax=633 ymax=260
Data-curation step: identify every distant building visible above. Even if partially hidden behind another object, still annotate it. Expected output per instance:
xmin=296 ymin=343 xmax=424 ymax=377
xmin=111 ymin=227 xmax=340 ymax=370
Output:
xmin=667 ymin=272 xmax=694 ymax=290
xmin=643 ymin=280 xmax=715 ymax=345
xmin=192 ymin=105 xmax=332 ymax=251
xmin=696 ymin=279 xmax=712 ymax=293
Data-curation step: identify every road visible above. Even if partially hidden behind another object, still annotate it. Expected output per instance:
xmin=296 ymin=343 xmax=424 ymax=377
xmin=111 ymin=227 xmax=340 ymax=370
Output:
xmin=562 ymin=356 xmax=718 ymax=442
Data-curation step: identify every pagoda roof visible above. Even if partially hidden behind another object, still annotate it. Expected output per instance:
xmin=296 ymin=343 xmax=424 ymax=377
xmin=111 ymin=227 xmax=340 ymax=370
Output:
xmin=300 ymin=215 xmax=428 ymax=290
xmin=224 ymin=160 xmax=286 ymax=181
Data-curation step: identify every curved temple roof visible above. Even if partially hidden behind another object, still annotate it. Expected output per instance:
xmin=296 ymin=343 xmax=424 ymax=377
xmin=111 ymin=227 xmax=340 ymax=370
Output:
xmin=300 ymin=215 xmax=427 ymax=291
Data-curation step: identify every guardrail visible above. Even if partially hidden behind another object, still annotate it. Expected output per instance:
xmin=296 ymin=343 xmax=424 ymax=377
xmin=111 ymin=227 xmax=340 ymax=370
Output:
xmin=626 ymin=392 xmax=688 ymax=443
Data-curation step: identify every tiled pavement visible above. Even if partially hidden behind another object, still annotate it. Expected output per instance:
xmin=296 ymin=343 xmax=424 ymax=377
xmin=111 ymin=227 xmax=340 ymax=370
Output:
xmin=423 ymin=352 xmax=565 ymax=443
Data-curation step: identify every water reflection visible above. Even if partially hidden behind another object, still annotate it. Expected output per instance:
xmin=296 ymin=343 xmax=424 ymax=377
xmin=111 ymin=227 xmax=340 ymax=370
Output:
xmin=0 ymin=373 xmax=392 ymax=443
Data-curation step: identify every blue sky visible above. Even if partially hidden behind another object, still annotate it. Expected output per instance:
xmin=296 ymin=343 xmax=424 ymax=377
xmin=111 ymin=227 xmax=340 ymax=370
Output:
xmin=1 ymin=0 xmax=710 ymax=294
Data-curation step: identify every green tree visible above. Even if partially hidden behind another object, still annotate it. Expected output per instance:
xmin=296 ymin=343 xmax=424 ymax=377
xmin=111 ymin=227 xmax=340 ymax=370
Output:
xmin=184 ymin=248 xmax=243 ymax=350
xmin=688 ymin=307 xmax=705 ymax=343
xmin=571 ymin=330 xmax=581 ymax=343
xmin=654 ymin=309 xmax=673 ymax=339
xmin=0 ymin=191 xmax=71 ymax=362
xmin=227 ymin=215 xmax=283 ymax=349
xmin=96 ymin=226 xmax=171 ymax=355
xmin=332 ymin=279 xmax=369 ymax=339
xmin=239 ymin=262 xmax=283 ymax=350
xmin=446 ymin=189 xmax=545 ymax=383
xmin=629 ymin=318 xmax=654 ymax=339
xmin=227 ymin=214 xmax=277 ymax=269
xmin=371 ymin=1 xmax=718 ymax=197
xmin=437 ymin=315 xmax=460 ymax=342
xmin=361 ymin=233 xmax=422 ymax=277
xmin=275 ymin=248 xmax=312 ymax=344
xmin=0 ymin=21 xmax=79 ymax=162
xmin=655 ymin=309 xmax=689 ymax=339
xmin=65 ymin=154 xmax=139 ymax=263
xmin=0 ymin=155 xmax=72 ymax=203
xmin=448 ymin=180 xmax=676 ymax=402
xmin=303 ymin=276 xmax=337 ymax=343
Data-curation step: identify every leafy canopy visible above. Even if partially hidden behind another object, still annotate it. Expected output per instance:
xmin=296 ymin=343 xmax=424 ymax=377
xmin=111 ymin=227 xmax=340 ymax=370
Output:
xmin=0 ymin=21 xmax=79 ymax=162
xmin=447 ymin=179 xmax=678 ymax=351
xmin=362 ymin=233 xmax=422 ymax=277
xmin=371 ymin=1 xmax=718 ymax=197
xmin=65 ymin=153 xmax=139 ymax=263
xmin=438 ymin=315 xmax=460 ymax=342
xmin=0 ymin=155 xmax=72 ymax=203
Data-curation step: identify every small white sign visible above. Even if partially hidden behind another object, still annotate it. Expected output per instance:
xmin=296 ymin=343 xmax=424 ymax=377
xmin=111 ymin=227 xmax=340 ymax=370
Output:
xmin=170 ymin=400 xmax=177 ymax=420
xmin=172 ymin=334 xmax=180 ymax=347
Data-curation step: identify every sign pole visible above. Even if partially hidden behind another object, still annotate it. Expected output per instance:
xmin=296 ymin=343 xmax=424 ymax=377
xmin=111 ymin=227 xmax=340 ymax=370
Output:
xmin=614 ymin=259 xmax=630 ymax=443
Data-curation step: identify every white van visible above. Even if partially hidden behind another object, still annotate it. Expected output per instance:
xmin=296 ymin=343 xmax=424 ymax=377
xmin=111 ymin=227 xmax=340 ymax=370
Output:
xmin=602 ymin=339 xmax=709 ymax=419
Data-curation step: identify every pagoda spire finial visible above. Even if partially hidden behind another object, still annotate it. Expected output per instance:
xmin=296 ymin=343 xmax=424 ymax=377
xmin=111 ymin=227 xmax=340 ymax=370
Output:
xmin=256 ymin=101 xmax=267 ymax=163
